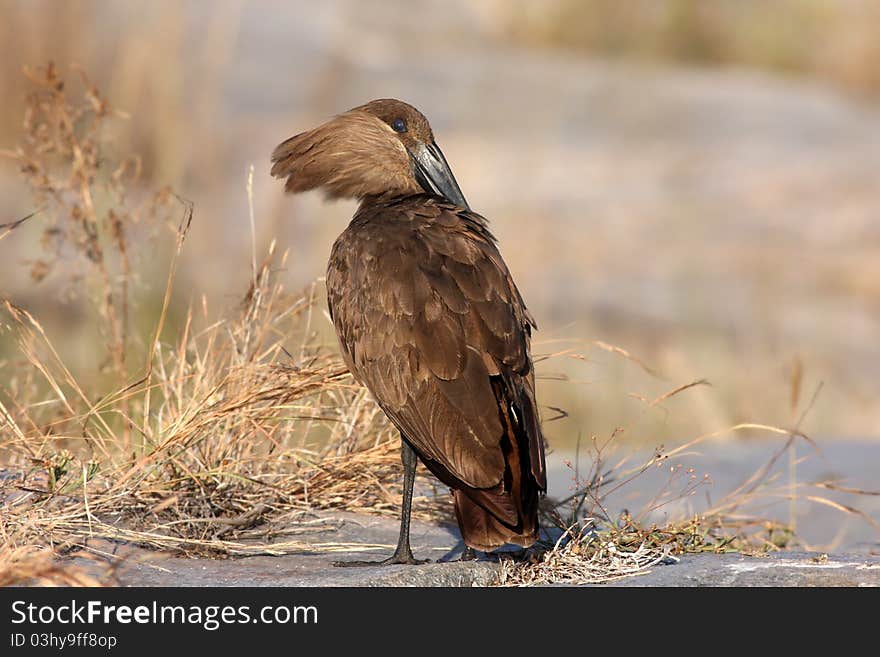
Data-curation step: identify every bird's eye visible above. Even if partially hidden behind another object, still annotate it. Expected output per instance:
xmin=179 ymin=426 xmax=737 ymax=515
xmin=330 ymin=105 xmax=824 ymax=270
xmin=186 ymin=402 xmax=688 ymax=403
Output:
xmin=391 ymin=118 xmax=407 ymax=133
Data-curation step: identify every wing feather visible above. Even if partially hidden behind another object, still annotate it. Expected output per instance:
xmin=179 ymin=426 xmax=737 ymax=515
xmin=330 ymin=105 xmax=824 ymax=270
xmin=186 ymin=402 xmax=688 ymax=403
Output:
xmin=326 ymin=197 xmax=543 ymax=492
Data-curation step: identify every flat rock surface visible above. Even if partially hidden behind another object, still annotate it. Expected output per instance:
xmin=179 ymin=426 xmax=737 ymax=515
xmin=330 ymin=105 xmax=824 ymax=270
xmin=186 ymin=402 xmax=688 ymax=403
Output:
xmin=70 ymin=512 xmax=500 ymax=588
xmin=613 ymin=552 xmax=880 ymax=587
xmin=64 ymin=511 xmax=880 ymax=587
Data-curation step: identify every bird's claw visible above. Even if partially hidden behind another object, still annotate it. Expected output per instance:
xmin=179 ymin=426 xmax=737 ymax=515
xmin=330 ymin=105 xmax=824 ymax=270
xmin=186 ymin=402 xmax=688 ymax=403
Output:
xmin=458 ymin=547 xmax=477 ymax=562
xmin=333 ymin=552 xmax=430 ymax=567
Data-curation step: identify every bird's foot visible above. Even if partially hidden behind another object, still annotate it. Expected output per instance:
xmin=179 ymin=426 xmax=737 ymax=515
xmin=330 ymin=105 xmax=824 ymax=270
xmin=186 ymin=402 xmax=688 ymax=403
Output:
xmin=457 ymin=546 xmax=477 ymax=562
xmin=333 ymin=550 xmax=430 ymax=567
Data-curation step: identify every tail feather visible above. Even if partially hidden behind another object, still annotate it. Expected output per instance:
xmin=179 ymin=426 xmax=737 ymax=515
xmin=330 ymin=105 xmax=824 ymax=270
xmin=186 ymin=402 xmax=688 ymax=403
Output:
xmin=453 ymin=489 xmax=536 ymax=551
xmin=423 ymin=377 xmax=544 ymax=551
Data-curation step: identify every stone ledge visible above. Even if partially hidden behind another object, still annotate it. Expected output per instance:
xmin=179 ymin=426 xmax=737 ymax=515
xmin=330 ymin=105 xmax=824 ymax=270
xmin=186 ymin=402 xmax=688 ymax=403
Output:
xmin=63 ymin=512 xmax=879 ymax=587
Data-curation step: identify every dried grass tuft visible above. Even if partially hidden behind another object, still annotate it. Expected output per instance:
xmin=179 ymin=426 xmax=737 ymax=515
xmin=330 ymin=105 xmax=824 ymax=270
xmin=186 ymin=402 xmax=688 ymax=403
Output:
xmin=499 ymin=523 xmax=672 ymax=586
xmin=0 ymin=545 xmax=102 ymax=587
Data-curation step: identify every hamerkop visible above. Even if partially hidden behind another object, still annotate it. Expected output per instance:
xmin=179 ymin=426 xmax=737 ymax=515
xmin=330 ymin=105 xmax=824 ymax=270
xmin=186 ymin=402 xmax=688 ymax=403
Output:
xmin=271 ymin=99 xmax=546 ymax=564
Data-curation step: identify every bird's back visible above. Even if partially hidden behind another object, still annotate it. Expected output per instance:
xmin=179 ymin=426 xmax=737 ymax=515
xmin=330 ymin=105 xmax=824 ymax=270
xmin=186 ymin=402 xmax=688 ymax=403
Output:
xmin=326 ymin=195 xmax=546 ymax=550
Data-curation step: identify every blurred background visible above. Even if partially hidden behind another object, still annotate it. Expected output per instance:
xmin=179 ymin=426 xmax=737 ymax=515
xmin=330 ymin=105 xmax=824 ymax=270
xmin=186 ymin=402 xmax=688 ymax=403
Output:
xmin=2 ymin=0 xmax=879 ymax=460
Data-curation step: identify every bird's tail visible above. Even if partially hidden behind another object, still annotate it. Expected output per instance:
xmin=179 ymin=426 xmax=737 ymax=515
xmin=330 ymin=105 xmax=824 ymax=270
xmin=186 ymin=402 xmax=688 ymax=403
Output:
xmin=453 ymin=489 xmax=539 ymax=551
xmin=450 ymin=377 xmax=544 ymax=552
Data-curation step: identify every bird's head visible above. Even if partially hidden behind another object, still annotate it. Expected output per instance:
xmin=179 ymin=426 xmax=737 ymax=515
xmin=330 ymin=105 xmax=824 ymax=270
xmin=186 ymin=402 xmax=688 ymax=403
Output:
xmin=270 ymin=98 xmax=469 ymax=209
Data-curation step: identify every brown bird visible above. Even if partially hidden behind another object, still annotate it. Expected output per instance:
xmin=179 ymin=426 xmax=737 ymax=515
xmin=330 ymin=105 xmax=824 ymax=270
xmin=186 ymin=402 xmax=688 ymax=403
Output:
xmin=271 ymin=99 xmax=545 ymax=564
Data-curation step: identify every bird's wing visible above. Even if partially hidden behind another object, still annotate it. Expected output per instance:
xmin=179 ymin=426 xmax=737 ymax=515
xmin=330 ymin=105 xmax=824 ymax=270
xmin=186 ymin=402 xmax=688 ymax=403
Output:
xmin=327 ymin=199 xmax=544 ymax=492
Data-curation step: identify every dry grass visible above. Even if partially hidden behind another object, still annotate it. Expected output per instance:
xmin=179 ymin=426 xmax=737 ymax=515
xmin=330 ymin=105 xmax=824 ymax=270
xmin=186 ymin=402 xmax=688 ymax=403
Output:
xmin=0 ymin=1 xmax=239 ymax=186
xmin=500 ymin=376 xmax=876 ymax=585
xmin=498 ymin=525 xmax=672 ymax=586
xmin=0 ymin=66 xmax=450 ymax=584
xmin=0 ymin=234 xmax=448 ymax=559
xmin=0 ymin=545 xmax=102 ymax=587
xmin=0 ymin=66 xmax=875 ymax=587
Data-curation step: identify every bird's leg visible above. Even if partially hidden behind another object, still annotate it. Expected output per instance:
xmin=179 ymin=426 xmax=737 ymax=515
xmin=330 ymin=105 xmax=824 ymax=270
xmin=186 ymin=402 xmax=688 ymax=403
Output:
xmin=389 ymin=438 xmax=427 ymax=563
xmin=333 ymin=439 xmax=429 ymax=567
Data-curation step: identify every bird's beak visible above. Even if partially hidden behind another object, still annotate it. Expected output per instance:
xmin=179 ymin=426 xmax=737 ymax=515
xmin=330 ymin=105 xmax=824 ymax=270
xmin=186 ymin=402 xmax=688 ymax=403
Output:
xmin=409 ymin=141 xmax=470 ymax=211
